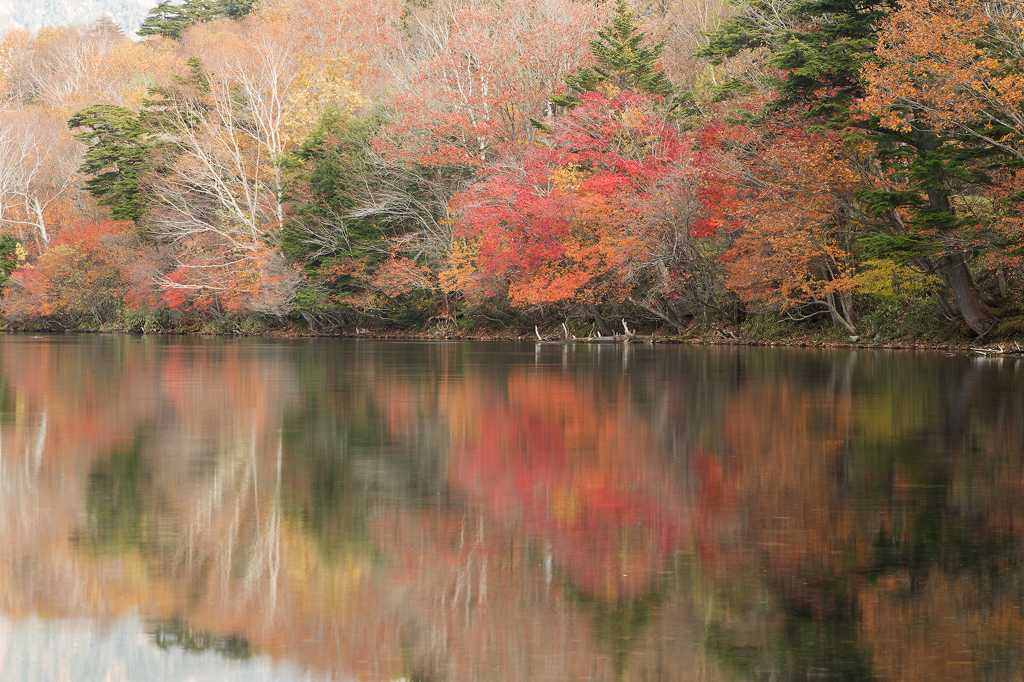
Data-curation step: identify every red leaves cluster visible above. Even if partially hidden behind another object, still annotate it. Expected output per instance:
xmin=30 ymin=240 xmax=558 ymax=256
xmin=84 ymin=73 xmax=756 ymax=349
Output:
xmin=451 ymin=91 xmax=697 ymax=307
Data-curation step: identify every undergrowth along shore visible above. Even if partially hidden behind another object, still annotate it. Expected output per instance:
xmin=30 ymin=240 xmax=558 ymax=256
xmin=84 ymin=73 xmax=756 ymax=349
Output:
xmin=5 ymin=311 xmax=1022 ymax=357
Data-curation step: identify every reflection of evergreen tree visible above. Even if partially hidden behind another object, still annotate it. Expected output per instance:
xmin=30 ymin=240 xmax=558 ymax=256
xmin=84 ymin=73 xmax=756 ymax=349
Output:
xmin=699 ymin=356 xmax=1024 ymax=681
xmin=867 ymin=363 xmax=1020 ymax=594
xmin=79 ymin=442 xmax=148 ymax=552
xmin=280 ymin=343 xmax=452 ymax=559
xmin=282 ymin=414 xmax=372 ymax=560
xmin=150 ymin=619 xmax=251 ymax=659
xmin=707 ymin=615 xmax=873 ymax=681
xmin=586 ymin=591 xmax=663 ymax=681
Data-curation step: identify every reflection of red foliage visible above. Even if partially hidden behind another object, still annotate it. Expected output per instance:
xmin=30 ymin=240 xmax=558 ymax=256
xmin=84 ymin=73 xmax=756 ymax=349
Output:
xmin=689 ymin=452 xmax=742 ymax=573
xmin=447 ymin=373 xmax=689 ymax=596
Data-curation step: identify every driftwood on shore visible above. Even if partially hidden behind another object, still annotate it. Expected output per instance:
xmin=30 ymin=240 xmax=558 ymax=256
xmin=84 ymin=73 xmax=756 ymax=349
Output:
xmin=970 ymin=342 xmax=1024 ymax=356
xmin=535 ymin=334 xmax=679 ymax=345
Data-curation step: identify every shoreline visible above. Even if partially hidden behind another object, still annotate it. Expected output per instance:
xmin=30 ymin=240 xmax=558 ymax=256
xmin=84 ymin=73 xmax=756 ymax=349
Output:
xmin=7 ymin=326 xmax=1018 ymax=357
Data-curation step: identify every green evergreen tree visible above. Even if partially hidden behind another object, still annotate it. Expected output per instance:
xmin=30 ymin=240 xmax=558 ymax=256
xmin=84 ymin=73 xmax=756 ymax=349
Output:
xmin=143 ymin=56 xmax=213 ymax=133
xmin=551 ymin=0 xmax=675 ymax=109
xmin=137 ymin=0 xmax=257 ymax=40
xmin=137 ymin=0 xmax=193 ymax=39
xmin=68 ymin=104 xmax=152 ymax=223
xmin=281 ymin=113 xmax=389 ymax=321
xmin=0 ymin=234 xmax=23 ymax=295
xmin=219 ymin=0 xmax=257 ymax=19
xmin=68 ymin=58 xmax=217 ymax=225
xmin=699 ymin=0 xmax=889 ymax=120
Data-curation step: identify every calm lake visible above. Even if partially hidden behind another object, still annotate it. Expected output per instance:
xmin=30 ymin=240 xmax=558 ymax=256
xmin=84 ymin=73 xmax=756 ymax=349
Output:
xmin=0 ymin=334 xmax=1021 ymax=681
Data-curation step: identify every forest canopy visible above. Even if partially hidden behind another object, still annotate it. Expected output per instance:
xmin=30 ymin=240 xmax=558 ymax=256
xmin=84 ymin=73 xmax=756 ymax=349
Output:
xmin=0 ymin=0 xmax=1022 ymax=340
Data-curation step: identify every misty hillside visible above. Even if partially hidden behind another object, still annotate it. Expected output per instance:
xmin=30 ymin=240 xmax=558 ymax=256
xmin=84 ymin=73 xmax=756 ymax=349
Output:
xmin=1 ymin=0 xmax=158 ymax=36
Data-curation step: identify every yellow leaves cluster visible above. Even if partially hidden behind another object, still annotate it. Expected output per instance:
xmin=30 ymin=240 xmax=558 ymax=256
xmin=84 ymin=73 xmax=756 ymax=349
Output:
xmin=0 ymin=28 xmax=32 ymax=97
xmin=253 ymin=0 xmax=399 ymax=97
xmin=285 ymin=54 xmax=366 ymax=142
xmin=550 ymin=164 xmax=583 ymax=193
xmin=852 ymin=258 xmax=944 ymax=301
xmin=439 ymin=238 xmax=484 ymax=300
xmin=2 ymin=25 xmax=184 ymax=118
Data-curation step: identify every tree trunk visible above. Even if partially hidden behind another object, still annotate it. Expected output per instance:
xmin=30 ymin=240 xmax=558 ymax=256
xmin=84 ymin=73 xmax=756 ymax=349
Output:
xmin=589 ymin=304 xmax=612 ymax=336
xmin=914 ymin=124 xmax=996 ymax=337
xmin=942 ymin=251 xmax=994 ymax=336
xmin=824 ymin=292 xmax=858 ymax=334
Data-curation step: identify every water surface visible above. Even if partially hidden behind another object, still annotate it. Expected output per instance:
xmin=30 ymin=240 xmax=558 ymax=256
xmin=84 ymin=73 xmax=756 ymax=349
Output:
xmin=1 ymin=335 xmax=1021 ymax=681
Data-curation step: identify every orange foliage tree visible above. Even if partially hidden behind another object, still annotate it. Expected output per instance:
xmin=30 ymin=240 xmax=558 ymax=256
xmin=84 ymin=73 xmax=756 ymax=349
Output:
xmin=861 ymin=0 xmax=1024 ymax=314
xmin=1 ymin=219 xmax=145 ymax=326
xmin=720 ymin=124 xmax=867 ymax=333
xmin=862 ymin=0 xmax=1024 ymax=165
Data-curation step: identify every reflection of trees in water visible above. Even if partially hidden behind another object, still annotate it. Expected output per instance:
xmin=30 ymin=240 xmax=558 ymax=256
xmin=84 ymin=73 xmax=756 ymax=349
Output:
xmin=150 ymin=619 xmax=252 ymax=659
xmin=1 ymin=338 xmax=1023 ymax=681
xmin=0 ymin=338 xmax=301 ymax=665
xmin=79 ymin=441 xmax=146 ymax=551
xmin=0 ymin=338 xmax=459 ymax=678
xmin=0 ymin=397 xmax=50 ymax=546
xmin=692 ymin=353 xmax=1024 ymax=682
xmin=858 ymin=359 xmax=1024 ymax=682
xmin=364 ymin=343 xmax=721 ymax=682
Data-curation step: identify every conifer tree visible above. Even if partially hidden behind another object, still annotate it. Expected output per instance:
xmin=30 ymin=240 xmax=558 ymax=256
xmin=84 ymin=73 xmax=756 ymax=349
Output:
xmin=219 ymin=0 xmax=257 ymax=19
xmin=699 ymin=0 xmax=888 ymax=119
xmin=551 ymin=0 xmax=675 ymax=109
xmin=138 ymin=0 xmax=257 ymax=40
xmin=68 ymin=105 xmax=151 ymax=223
xmin=137 ymin=0 xmax=193 ymax=39
xmin=281 ymin=113 xmax=389 ymax=319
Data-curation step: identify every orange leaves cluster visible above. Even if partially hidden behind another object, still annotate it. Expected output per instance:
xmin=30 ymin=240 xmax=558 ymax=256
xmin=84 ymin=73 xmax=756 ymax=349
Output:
xmin=1 ymin=219 xmax=144 ymax=325
xmin=862 ymin=0 xmax=1024 ymax=159
xmin=722 ymin=127 xmax=863 ymax=326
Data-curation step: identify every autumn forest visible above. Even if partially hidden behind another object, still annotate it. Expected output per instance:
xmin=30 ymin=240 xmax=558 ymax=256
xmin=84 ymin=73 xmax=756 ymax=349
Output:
xmin=0 ymin=0 xmax=1022 ymax=340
